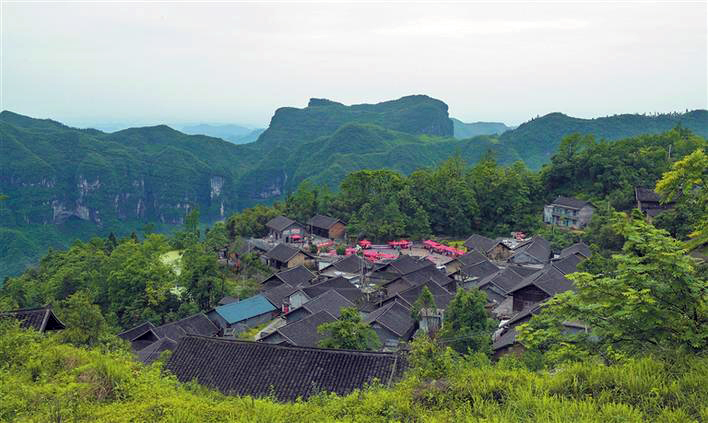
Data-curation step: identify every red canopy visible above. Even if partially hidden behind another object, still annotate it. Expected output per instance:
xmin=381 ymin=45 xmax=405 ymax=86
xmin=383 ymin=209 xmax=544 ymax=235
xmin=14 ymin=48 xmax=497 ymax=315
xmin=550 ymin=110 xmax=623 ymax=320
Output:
xmin=317 ymin=240 xmax=334 ymax=248
xmin=358 ymin=240 xmax=372 ymax=248
xmin=345 ymin=248 xmax=357 ymax=256
xmin=290 ymin=234 xmax=302 ymax=240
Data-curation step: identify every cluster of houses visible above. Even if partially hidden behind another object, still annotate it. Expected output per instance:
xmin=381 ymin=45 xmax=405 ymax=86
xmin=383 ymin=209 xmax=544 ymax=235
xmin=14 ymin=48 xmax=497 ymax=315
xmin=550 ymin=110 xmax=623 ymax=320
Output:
xmin=2 ymin=190 xmax=670 ymax=402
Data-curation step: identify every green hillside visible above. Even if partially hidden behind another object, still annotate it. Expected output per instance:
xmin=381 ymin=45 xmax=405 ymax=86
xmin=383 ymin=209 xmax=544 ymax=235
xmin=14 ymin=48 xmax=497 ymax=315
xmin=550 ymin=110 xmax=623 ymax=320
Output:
xmin=452 ymin=117 xmax=509 ymax=138
xmin=2 ymin=98 xmax=707 ymax=280
xmin=502 ymin=110 xmax=708 ymax=169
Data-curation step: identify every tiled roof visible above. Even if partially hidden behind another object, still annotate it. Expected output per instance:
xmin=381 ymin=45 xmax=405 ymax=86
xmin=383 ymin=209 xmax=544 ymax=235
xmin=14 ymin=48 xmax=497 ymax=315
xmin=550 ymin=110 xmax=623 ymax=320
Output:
xmin=299 ymin=289 xmax=355 ymax=318
xmin=550 ymin=196 xmax=590 ymax=209
xmin=215 ymin=295 xmax=276 ymax=324
xmin=262 ymin=283 xmax=297 ymax=307
xmin=274 ymin=310 xmax=337 ymax=347
xmin=507 ymin=265 xmax=574 ymax=297
xmin=394 ymin=280 xmax=454 ymax=310
xmin=117 ymin=321 xmax=156 ymax=341
xmin=0 ymin=306 xmax=65 ymax=332
xmin=387 ymin=255 xmax=431 ymax=275
xmin=506 ymin=265 xmax=540 ymax=278
xmin=308 ymin=214 xmax=343 ymax=230
xmin=266 ymin=216 xmax=298 ymax=232
xmin=476 ymin=267 xmax=525 ymax=293
xmin=323 ymin=254 xmax=365 ymax=274
xmin=492 ymin=327 xmax=518 ymax=350
xmin=463 ymin=234 xmax=498 ymax=253
xmin=136 ymin=337 xmax=178 ymax=364
xmin=153 ymin=313 xmax=219 ymax=340
xmin=511 ymin=236 xmax=551 ymax=263
xmin=460 ymin=260 xmax=500 ymax=280
xmin=457 ymin=251 xmax=488 ymax=266
xmin=165 ymin=336 xmax=404 ymax=401
xmin=559 ymin=242 xmax=592 ymax=259
xmin=276 ymin=265 xmax=317 ymax=286
xmin=301 ymin=277 xmax=362 ymax=303
xmin=552 ymin=254 xmax=583 ymax=275
xmin=365 ymin=301 xmax=415 ymax=338
xmin=635 ymin=187 xmax=661 ymax=203
xmin=265 ymin=243 xmax=301 ymax=263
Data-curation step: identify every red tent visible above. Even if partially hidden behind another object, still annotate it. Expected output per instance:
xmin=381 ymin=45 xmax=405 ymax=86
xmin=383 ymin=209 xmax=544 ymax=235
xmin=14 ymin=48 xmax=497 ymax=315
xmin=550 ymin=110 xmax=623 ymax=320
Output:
xmin=345 ymin=248 xmax=357 ymax=256
xmin=317 ymin=240 xmax=334 ymax=248
xmin=358 ymin=240 xmax=372 ymax=248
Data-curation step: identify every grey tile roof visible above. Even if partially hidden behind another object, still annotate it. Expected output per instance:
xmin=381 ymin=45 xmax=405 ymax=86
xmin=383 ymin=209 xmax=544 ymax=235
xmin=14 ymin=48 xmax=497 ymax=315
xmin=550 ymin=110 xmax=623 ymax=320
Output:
xmin=262 ymin=283 xmax=297 ymax=307
xmin=476 ymin=267 xmax=525 ymax=293
xmin=394 ymin=280 xmax=454 ymax=310
xmin=153 ymin=313 xmax=219 ymax=340
xmin=136 ymin=337 xmax=178 ymax=364
xmin=0 ymin=306 xmax=65 ymax=332
xmin=117 ymin=321 xmax=156 ymax=341
xmin=460 ymin=260 xmax=500 ymax=280
xmin=365 ymin=302 xmax=415 ymax=338
xmin=634 ymin=187 xmax=661 ymax=202
xmin=323 ymin=254 xmax=366 ymax=274
xmin=463 ymin=234 xmax=498 ymax=253
xmin=457 ymin=251 xmax=488 ymax=266
xmin=301 ymin=276 xmax=359 ymax=302
xmin=552 ymin=254 xmax=583 ymax=275
xmin=266 ymin=216 xmax=298 ymax=232
xmin=165 ymin=335 xmax=405 ymax=401
xmin=511 ymin=236 xmax=551 ymax=263
xmin=507 ymin=265 xmax=575 ymax=297
xmin=308 ymin=214 xmax=344 ymax=230
xmin=273 ymin=310 xmax=337 ymax=347
xmin=559 ymin=242 xmax=592 ymax=259
xmin=550 ymin=196 xmax=591 ymax=209
xmin=265 ymin=243 xmax=301 ymax=263
xmin=300 ymin=289 xmax=355 ymax=318
xmin=275 ymin=265 xmax=317 ymax=286
xmin=388 ymin=255 xmax=431 ymax=275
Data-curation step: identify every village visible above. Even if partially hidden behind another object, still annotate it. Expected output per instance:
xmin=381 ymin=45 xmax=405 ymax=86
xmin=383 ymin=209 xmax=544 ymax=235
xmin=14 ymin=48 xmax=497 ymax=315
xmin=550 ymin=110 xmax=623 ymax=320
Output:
xmin=3 ymin=190 xmax=672 ymax=401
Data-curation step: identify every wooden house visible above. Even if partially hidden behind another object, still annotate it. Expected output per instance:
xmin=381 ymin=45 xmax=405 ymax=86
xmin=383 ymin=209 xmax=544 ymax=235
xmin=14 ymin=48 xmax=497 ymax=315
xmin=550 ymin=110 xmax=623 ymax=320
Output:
xmin=463 ymin=234 xmax=513 ymax=261
xmin=0 ymin=306 xmax=65 ymax=333
xmin=635 ymin=187 xmax=674 ymax=218
xmin=264 ymin=243 xmax=315 ymax=270
xmin=308 ymin=215 xmax=346 ymax=240
xmin=265 ymin=216 xmax=307 ymax=242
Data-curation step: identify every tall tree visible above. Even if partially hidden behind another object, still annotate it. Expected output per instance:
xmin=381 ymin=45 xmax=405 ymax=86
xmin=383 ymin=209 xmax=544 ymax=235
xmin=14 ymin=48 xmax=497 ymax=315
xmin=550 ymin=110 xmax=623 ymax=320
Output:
xmin=318 ymin=307 xmax=381 ymax=351
xmin=437 ymin=288 xmax=496 ymax=355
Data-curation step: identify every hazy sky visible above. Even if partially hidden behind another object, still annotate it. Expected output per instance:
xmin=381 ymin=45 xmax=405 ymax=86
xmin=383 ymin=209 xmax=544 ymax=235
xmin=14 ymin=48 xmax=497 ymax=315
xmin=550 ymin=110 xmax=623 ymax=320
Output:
xmin=2 ymin=1 xmax=707 ymax=128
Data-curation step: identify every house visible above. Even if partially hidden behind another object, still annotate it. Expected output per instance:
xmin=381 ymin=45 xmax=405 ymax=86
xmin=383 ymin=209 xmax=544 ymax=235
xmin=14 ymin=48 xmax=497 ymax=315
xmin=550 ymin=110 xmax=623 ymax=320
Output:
xmin=508 ymin=236 xmax=551 ymax=266
xmin=543 ymin=196 xmax=594 ymax=229
xmin=287 ymin=276 xmax=363 ymax=310
xmin=320 ymin=254 xmax=367 ymax=285
xmin=369 ymin=254 xmax=432 ymax=285
xmin=165 ymin=335 xmax=406 ymax=401
xmin=635 ymin=187 xmax=674 ymax=218
xmin=264 ymin=243 xmax=314 ymax=270
xmin=365 ymin=301 xmax=416 ymax=348
xmin=284 ymin=289 xmax=355 ymax=323
xmin=381 ymin=265 xmax=454 ymax=297
xmin=262 ymin=283 xmax=298 ymax=313
xmin=455 ymin=260 xmax=500 ymax=283
xmin=551 ymin=254 xmax=583 ymax=275
xmin=463 ymin=234 xmax=514 ymax=261
xmin=492 ymin=304 xmax=589 ymax=359
xmin=260 ymin=310 xmax=337 ymax=347
xmin=308 ymin=214 xmax=346 ymax=240
xmin=444 ymin=250 xmax=488 ymax=275
xmin=558 ymin=242 xmax=592 ymax=260
xmin=261 ymin=265 xmax=317 ymax=290
xmin=0 ymin=306 xmax=65 ymax=333
xmin=506 ymin=266 xmax=575 ymax=312
xmin=207 ymin=295 xmax=277 ymax=335
xmin=265 ymin=216 xmax=306 ymax=242
xmin=118 ymin=313 xmax=219 ymax=364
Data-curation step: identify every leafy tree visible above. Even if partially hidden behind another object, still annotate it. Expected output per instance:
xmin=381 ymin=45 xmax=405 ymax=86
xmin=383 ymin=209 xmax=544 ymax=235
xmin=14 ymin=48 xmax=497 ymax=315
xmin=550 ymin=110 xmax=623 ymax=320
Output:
xmin=180 ymin=244 xmax=224 ymax=311
xmin=437 ymin=288 xmax=496 ymax=355
xmin=56 ymin=291 xmax=109 ymax=347
xmin=184 ymin=208 xmax=200 ymax=237
xmin=225 ymin=204 xmax=281 ymax=239
xmin=318 ymin=307 xmax=381 ymax=350
xmin=519 ymin=212 xmax=708 ymax=360
xmin=655 ymin=148 xmax=707 ymax=249
xmin=411 ymin=286 xmax=436 ymax=322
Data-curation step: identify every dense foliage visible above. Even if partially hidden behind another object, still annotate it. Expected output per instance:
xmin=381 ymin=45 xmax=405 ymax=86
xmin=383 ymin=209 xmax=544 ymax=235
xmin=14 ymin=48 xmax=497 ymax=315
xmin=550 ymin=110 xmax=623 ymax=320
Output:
xmin=1 ymin=321 xmax=705 ymax=422
xmin=317 ymin=307 xmax=381 ymax=350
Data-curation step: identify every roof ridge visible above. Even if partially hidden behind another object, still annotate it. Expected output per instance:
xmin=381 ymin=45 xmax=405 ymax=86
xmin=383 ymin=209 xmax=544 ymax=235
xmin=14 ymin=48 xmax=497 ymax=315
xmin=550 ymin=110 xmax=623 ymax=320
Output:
xmin=179 ymin=334 xmax=398 ymax=356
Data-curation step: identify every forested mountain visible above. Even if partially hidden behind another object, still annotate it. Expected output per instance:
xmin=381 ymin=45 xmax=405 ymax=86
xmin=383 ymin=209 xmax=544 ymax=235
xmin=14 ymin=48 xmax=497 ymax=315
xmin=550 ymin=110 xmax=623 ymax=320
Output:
xmin=451 ymin=118 xmax=510 ymax=138
xmin=502 ymin=110 xmax=708 ymax=168
xmin=2 ymin=96 xmax=707 ymax=280
xmin=179 ymin=123 xmax=264 ymax=144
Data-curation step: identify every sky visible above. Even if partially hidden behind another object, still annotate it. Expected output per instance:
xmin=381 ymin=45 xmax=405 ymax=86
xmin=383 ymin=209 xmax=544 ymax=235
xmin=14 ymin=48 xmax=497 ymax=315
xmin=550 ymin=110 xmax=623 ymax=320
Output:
xmin=2 ymin=1 xmax=707 ymax=129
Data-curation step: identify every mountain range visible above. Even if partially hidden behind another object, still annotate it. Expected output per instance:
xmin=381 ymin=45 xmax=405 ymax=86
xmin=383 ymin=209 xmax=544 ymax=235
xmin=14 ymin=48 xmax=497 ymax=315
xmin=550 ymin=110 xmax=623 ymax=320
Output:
xmin=1 ymin=95 xmax=707 ymax=280
xmin=179 ymin=124 xmax=265 ymax=144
